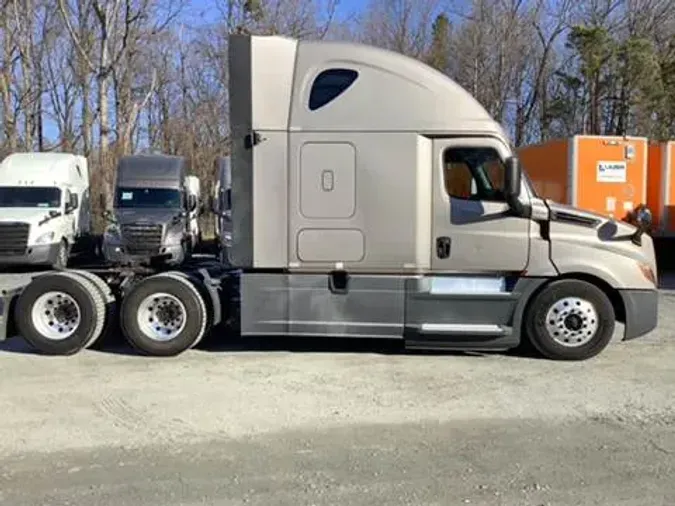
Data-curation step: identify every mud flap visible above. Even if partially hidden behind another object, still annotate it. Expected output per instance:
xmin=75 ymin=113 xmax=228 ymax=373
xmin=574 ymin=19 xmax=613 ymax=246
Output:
xmin=0 ymin=287 xmax=22 ymax=341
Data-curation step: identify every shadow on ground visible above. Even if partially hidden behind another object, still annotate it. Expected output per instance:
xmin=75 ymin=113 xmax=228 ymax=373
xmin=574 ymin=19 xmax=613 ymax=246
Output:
xmin=0 ymin=331 xmax=528 ymax=360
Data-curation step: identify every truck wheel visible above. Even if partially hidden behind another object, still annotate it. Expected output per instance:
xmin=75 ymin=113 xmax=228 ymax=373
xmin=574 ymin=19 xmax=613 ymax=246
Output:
xmin=120 ymin=273 xmax=207 ymax=356
xmin=14 ymin=272 xmax=106 ymax=355
xmin=52 ymin=240 xmax=70 ymax=270
xmin=523 ymin=279 xmax=615 ymax=361
xmin=68 ymin=269 xmax=117 ymax=349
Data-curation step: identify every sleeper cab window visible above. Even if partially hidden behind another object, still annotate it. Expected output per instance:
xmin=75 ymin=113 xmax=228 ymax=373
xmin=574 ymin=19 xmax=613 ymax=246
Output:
xmin=443 ymin=146 xmax=506 ymax=202
xmin=309 ymin=68 xmax=359 ymax=111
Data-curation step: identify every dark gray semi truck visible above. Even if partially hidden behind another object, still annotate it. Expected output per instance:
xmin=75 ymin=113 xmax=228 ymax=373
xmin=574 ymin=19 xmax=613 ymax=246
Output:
xmin=0 ymin=34 xmax=659 ymax=360
xmin=101 ymin=154 xmax=199 ymax=267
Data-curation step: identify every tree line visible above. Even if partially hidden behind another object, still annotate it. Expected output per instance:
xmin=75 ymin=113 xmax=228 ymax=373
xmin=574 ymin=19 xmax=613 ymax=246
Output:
xmin=1 ymin=0 xmax=674 ymax=230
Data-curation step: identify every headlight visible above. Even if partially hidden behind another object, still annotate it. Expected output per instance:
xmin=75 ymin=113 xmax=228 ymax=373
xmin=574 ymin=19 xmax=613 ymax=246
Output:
xmin=638 ymin=262 xmax=656 ymax=285
xmin=165 ymin=227 xmax=183 ymax=245
xmin=34 ymin=231 xmax=55 ymax=244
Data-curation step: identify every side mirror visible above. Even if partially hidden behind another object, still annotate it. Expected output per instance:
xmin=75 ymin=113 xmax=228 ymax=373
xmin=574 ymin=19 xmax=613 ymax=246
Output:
xmin=628 ymin=204 xmax=653 ymax=245
xmin=504 ymin=156 xmax=522 ymax=199
xmin=66 ymin=193 xmax=79 ymax=213
xmin=504 ymin=156 xmax=527 ymax=217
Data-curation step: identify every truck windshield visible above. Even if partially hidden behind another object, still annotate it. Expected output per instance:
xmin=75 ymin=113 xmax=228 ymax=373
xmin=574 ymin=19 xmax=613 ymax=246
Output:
xmin=0 ymin=187 xmax=61 ymax=208
xmin=115 ymin=187 xmax=182 ymax=209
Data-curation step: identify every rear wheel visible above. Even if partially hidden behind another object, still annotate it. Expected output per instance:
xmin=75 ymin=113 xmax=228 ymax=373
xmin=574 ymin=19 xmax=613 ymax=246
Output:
xmin=14 ymin=272 xmax=106 ymax=355
xmin=120 ymin=273 xmax=208 ymax=356
xmin=524 ymin=279 xmax=615 ymax=361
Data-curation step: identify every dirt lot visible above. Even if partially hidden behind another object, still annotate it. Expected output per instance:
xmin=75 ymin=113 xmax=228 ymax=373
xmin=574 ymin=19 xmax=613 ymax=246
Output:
xmin=0 ymin=274 xmax=673 ymax=505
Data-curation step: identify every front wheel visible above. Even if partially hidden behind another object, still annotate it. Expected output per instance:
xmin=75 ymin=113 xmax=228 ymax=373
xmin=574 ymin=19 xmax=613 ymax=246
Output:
xmin=523 ymin=279 xmax=616 ymax=361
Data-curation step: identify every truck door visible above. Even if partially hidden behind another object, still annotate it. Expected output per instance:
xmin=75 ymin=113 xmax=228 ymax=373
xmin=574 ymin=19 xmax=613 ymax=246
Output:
xmin=431 ymin=138 xmax=530 ymax=273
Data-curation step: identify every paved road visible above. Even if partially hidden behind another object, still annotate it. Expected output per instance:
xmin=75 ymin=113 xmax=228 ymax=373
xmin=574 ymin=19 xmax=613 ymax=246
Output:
xmin=0 ymin=273 xmax=673 ymax=505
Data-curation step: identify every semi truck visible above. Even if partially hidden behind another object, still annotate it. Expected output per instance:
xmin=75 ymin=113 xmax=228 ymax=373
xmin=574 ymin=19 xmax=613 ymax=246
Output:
xmin=0 ymin=152 xmax=92 ymax=270
xmin=101 ymin=154 xmax=199 ymax=267
xmin=0 ymin=34 xmax=659 ymax=360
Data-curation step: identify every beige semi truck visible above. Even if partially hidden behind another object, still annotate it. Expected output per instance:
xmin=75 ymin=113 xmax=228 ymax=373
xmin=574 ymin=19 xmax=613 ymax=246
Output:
xmin=0 ymin=34 xmax=659 ymax=360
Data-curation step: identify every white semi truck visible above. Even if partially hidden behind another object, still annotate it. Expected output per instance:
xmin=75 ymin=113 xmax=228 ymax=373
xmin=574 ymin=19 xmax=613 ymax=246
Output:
xmin=0 ymin=152 xmax=92 ymax=270
xmin=0 ymin=34 xmax=659 ymax=360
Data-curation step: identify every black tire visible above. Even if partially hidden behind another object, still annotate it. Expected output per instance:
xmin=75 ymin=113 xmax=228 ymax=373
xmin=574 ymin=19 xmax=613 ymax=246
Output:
xmin=14 ymin=272 xmax=106 ymax=355
xmin=120 ymin=273 xmax=208 ymax=356
xmin=524 ymin=279 xmax=615 ymax=361
xmin=52 ymin=240 xmax=70 ymax=270
xmin=68 ymin=269 xmax=117 ymax=349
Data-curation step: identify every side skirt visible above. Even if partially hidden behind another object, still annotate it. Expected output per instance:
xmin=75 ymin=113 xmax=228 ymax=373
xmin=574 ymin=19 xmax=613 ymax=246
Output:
xmin=404 ymin=275 xmax=548 ymax=351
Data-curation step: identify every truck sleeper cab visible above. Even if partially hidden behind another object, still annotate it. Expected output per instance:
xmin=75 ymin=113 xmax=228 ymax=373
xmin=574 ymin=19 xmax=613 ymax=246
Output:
xmin=0 ymin=34 xmax=659 ymax=361
xmin=0 ymin=152 xmax=91 ymax=270
xmin=102 ymin=154 xmax=198 ymax=267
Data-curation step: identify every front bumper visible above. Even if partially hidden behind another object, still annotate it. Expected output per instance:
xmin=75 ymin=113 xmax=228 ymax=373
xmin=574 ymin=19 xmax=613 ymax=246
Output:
xmin=620 ymin=288 xmax=659 ymax=340
xmin=0 ymin=243 xmax=60 ymax=267
xmin=102 ymin=241 xmax=185 ymax=266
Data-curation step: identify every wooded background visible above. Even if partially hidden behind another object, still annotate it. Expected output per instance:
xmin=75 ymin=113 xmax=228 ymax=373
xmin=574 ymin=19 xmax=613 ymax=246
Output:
xmin=1 ymin=0 xmax=674 ymax=231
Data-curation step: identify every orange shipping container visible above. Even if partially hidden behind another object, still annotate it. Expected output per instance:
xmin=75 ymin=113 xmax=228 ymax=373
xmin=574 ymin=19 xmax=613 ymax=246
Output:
xmin=517 ymin=135 xmax=648 ymax=220
xmin=646 ymin=141 xmax=675 ymax=236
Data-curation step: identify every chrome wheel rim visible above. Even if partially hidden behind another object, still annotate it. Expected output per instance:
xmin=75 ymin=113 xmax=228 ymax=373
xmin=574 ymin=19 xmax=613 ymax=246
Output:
xmin=136 ymin=292 xmax=187 ymax=341
xmin=545 ymin=297 xmax=599 ymax=347
xmin=31 ymin=291 xmax=81 ymax=340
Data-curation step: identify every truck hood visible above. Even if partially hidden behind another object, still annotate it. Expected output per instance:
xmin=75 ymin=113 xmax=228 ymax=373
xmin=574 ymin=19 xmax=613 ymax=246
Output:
xmin=114 ymin=208 xmax=183 ymax=226
xmin=0 ymin=207 xmax=61 ymax=226
xmin=546 ymin=200 xmax=637 ymax=236
xmin=545 ymin=199 xmax=657 ymax=287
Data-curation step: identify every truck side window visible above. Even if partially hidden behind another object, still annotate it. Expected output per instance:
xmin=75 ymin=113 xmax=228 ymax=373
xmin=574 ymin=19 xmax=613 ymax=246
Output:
xmin=309 ymin=68 xmax=359 ymax=111
xmin=443 ymin=146 xmax=506 ymax=202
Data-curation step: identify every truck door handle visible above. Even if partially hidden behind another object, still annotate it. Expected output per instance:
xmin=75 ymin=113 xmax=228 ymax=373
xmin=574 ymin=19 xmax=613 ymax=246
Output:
xmin=436 ymin=236 xmax=451 ymax=259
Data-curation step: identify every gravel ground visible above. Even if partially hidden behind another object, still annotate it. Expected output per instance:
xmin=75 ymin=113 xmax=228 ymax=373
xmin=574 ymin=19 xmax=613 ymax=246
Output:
xmin=0 ymin=271 xmax=673 ymax=505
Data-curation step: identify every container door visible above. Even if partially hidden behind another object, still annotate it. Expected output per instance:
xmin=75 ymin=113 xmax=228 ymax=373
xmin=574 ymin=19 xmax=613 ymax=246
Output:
xmin=431 ymin=137 xmax=530 ymax=273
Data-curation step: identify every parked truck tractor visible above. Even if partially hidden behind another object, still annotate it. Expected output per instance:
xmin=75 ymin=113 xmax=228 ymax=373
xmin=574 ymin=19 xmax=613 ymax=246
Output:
xmin=0 ymin=152 xmax=92 ymax=270
xmin=0 ymin=34 xmax=659 ymax=361
xmin=101 ymin=154 xmax=198 ymax=267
